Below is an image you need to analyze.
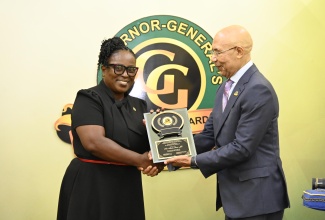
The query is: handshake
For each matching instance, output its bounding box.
[139,108,197,176]
[138,151,194,177]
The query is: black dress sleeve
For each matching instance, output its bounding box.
[71,89,104,129]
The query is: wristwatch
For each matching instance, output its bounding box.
[190,156,199,169]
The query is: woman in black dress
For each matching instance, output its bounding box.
[57,37,163,220]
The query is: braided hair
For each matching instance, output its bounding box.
[97,37,135,71]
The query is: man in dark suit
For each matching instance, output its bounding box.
[165,25,290,219]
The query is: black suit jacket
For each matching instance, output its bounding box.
[194,64,290,218]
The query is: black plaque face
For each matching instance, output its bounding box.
[156,138,190,159]
[144,108,196,163]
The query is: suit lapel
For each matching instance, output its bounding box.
[214,64,258,137]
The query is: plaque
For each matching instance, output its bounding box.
[144,108,197,163]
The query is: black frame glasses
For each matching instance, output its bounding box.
[209,46,237,56]
[107,64,139,76]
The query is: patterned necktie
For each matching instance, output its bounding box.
[222,79,234,112]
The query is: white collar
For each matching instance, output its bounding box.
[229,60,253,83]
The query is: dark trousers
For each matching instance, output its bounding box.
[225,210,284,220]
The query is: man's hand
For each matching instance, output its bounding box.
[164,155,191,167]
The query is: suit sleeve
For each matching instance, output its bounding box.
[194,111,216,154]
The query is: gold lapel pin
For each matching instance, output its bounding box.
[234,91,239,96]
[133,107,136,111]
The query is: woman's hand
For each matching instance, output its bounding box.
[149,107,165,114]
[136,152,157,177]
[143,108,165,126]
[138,151,166,177]
[141,162,165,177]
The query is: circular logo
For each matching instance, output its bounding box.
[55,15,224,145]
[151,111,184,139]
[97,15,223,111]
